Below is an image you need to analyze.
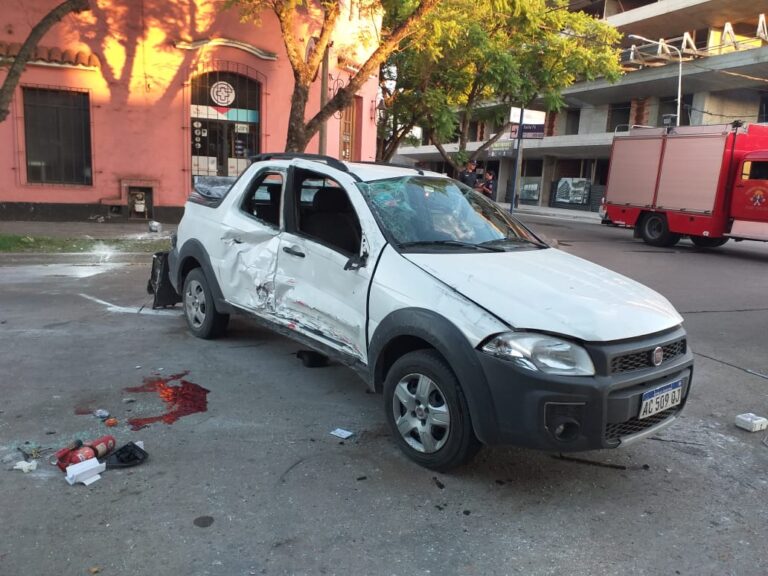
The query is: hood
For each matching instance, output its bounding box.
[404,248,682,342]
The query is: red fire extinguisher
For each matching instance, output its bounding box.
[54,436,116,471]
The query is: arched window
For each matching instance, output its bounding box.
[190,70,261,177]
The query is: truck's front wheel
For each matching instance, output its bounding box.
[640,213,680,247]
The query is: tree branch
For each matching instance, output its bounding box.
[0,0,90,123]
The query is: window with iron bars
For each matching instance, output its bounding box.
[23,87,93,185]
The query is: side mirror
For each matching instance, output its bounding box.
[344,251,368,271]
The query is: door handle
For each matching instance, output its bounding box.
[282,246,305,258]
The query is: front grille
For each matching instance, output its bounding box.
[605,407,679,441]
[610,339,686,374]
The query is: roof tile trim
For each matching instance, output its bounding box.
[0,41,100,68]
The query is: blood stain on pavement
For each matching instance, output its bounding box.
[124,371,209,431]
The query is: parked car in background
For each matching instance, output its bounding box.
[154,154,694,471]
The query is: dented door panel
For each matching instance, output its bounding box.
[274,233,370,360]
[218,225,281,312]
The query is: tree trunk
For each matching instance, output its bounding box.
[0,0,90,123]
[285,81,311,152]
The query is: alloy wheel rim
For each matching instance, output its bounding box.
[392,372,451,453]
[184,279,206,328]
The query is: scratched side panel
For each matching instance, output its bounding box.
[274,235,369,360]
[367,246,508,348]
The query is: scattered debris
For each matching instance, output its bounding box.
[296,350,329,368]
[432,476,446,490]
[552,454,628,471]
[65,458,106,486]
[93,409,110,420]
[650,436,706,446]
[106,442,148,469]
[135,366,142,369]
[330,428,353,440]
[54,436,115,471]
[356,475,367,481]
[88,567,102,575]
[495,479,506,486]
[148,220,163,233]
[122,398,136,404]
[17,442,44,460]
[462,510,471,516]
[104,417,119,427]
[13,460,38,473]
[734,413,768,432]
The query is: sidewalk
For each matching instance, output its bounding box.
[0,219,177,240]
[501,203,602,224]
[0,204,599,241]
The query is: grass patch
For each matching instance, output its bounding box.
[0,234,171,254]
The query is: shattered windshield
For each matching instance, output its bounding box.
[357,176,546,251]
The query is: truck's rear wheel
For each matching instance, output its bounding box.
[640,213,680,247]
[690,236,728,248]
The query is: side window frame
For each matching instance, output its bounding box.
[238,168,285,228]
[285,166,362,256]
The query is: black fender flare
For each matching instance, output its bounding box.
[174,239,234,314]
[368,307,499,445]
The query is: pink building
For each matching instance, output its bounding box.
[0,0,380,221]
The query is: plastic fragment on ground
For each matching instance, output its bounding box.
[734,413,768,432]
[65,458,106,486]
[105,442,149,469]
[330,428,354,439]
[13,460,38,473]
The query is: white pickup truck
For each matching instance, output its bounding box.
[153,154,693,471]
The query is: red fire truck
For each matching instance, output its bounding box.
[601,122,768,247]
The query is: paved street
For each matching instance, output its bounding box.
[1,216,767,576]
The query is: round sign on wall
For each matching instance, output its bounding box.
[210,81,236,107]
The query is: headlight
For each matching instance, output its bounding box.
[481,332,595,376]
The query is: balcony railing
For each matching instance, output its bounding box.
[620,14,768,71]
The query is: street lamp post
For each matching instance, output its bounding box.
[628,34,682,127]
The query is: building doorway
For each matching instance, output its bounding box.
[339,97,362,162]
[190,69,261,177]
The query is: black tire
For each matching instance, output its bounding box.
[182,268,229,339]
[384,349,481,471]
[639,213,680,247]
[690,235,729,248]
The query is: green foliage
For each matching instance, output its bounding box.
[377,0,622,164]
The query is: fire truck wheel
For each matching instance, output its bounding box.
[690,236,729,248]
[640,213,680,247]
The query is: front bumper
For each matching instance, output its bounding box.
[475,326,693,451]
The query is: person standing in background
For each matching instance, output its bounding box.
[457,160,478,189]
[480,170,496,199]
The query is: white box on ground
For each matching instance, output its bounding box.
[734,413,768,432]
[330,428,354,439]
[66,458,106,485]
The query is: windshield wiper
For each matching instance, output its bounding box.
[478,236,547,249]
[397,240,505,252]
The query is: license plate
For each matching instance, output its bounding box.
[639,380,683,420]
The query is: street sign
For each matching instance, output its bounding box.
[509,124,545,139]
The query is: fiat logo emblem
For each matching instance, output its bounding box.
[651,346,664,366]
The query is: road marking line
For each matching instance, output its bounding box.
[79,293,181,317]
